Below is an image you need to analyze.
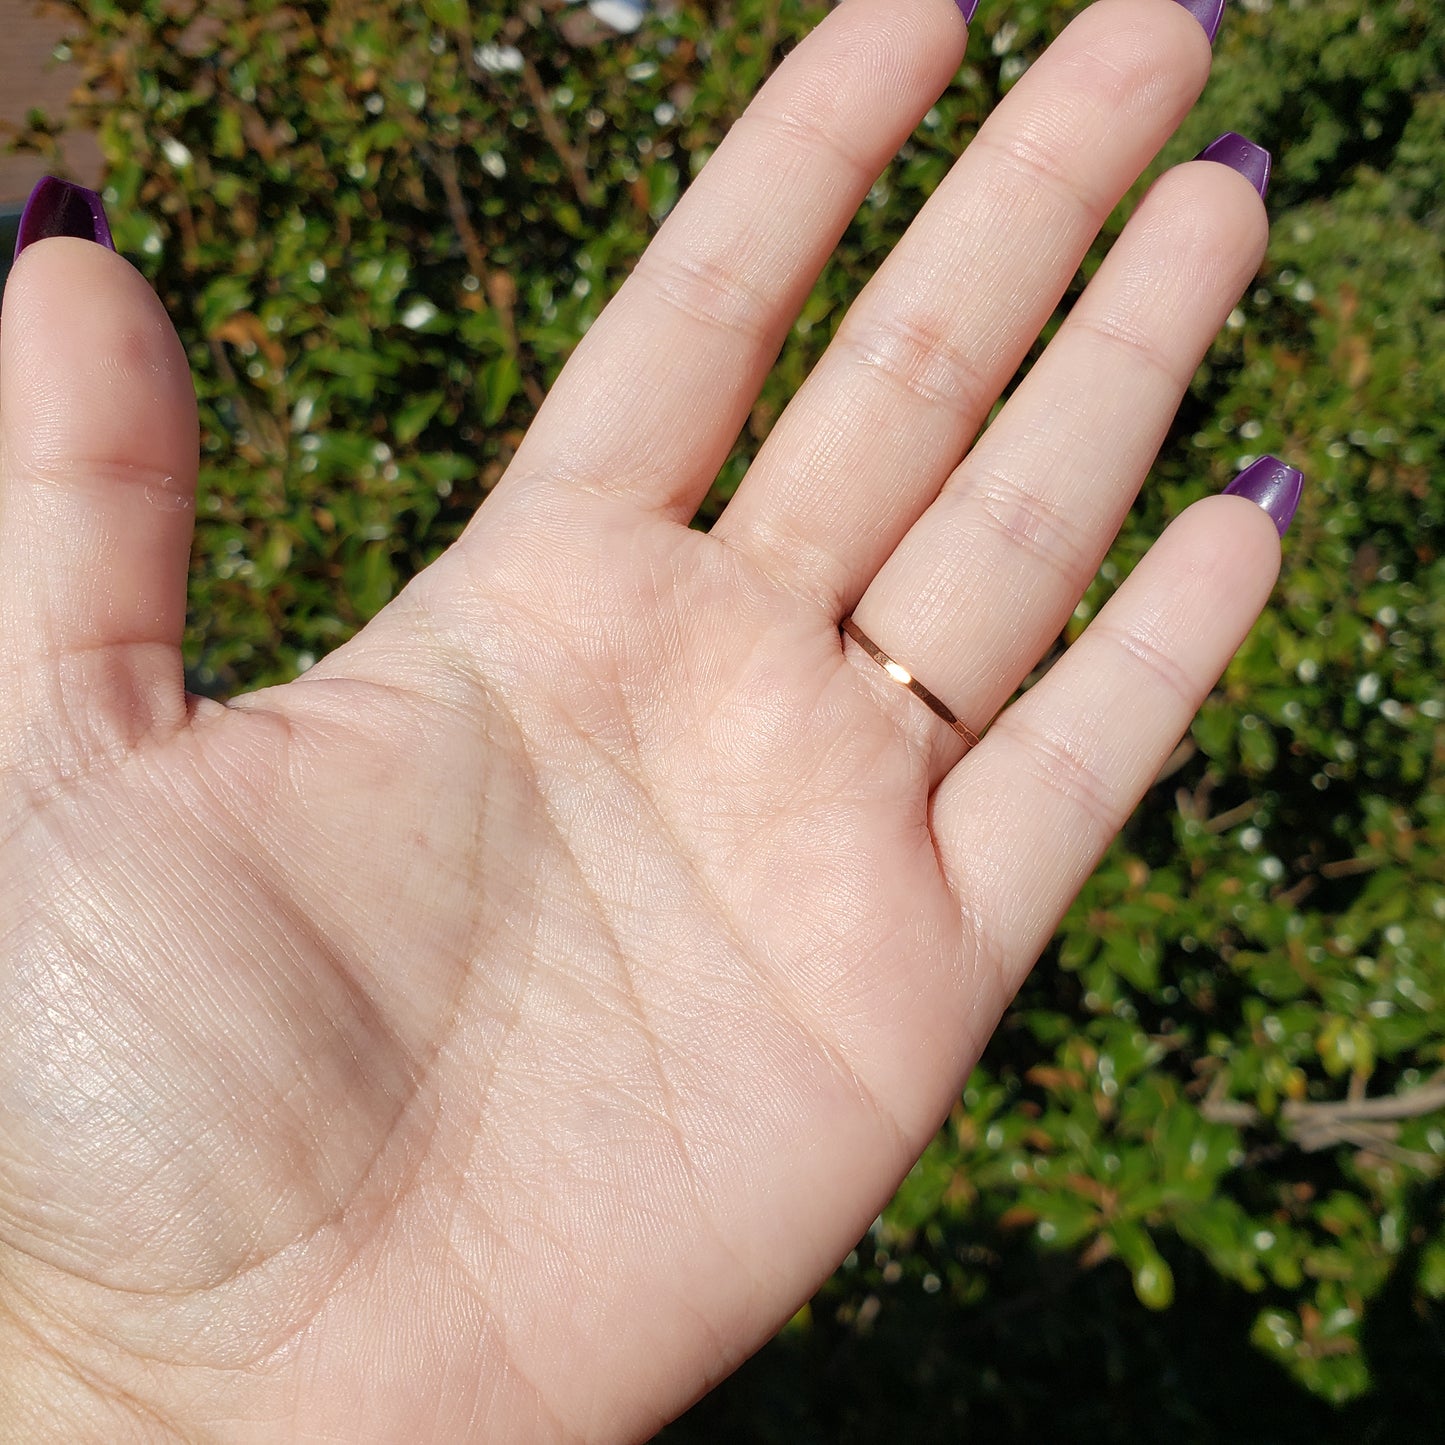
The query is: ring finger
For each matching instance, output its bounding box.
[842,151,1270,781]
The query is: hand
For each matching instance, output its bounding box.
[0,0,1287,1438]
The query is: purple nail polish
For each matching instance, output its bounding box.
[1224,456,1304,538]
[13,176,115,261]
[1173,0,1225,44]
[1195,132,1272,200]
[955,0,979,21]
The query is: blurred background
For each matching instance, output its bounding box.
[5,0,1442,1437]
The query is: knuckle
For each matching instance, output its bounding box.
[832,301,990,414]
[966,467,1090,587]
[14,452,192,507]
[1062,0,1207,102]
[739,99,875,189]
[973,125,1101,219]
[1007,715,1122,838]
[634,246,773,349]
[1062,12,1176,107]
[1070,310,1193,392]
[1093,622,1199,712]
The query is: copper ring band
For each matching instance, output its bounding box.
[841,616,981,751]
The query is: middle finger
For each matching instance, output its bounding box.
[713,0,1215,608]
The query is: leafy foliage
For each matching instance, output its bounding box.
[10,0,1444,1436]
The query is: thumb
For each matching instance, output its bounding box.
[0,179,199,768]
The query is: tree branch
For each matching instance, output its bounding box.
[1202,1069,1445,1169]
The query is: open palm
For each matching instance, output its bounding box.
[0,2,1290,1438]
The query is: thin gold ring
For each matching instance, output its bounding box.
[841,616,982,751]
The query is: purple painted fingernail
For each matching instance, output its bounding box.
[1224,456,1304,538]
[1195,132,1272,200]
[955,0,979,21]
[1173,0,1226,44]
[13,176,115,261]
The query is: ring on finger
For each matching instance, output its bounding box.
[841,616,982,752]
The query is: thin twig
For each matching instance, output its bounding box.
[426,145,545,410]
[1203,799,1259,835]
[1319,855,1382,880]
[1284,1070,1445,1125]
[1201,1070,1445,1167]
[520,57,594,210]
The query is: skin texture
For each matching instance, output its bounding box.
[0,1,1282,1439]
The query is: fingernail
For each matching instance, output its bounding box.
[13,176,116,261]
[1195,132,1272,200]
[1173,0,1226,44]
[955,0,979,21]
[1224,456,1304,538]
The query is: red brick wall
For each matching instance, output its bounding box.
[0,0,101,207]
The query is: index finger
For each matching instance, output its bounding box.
[498,0,972,520]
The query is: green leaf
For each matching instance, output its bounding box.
[480,353,521,426]
[1110,1221,1175,1311]
[392,390,445,445]
[422,0,469,29]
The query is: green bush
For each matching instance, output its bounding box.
[12,0,1444,1436]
